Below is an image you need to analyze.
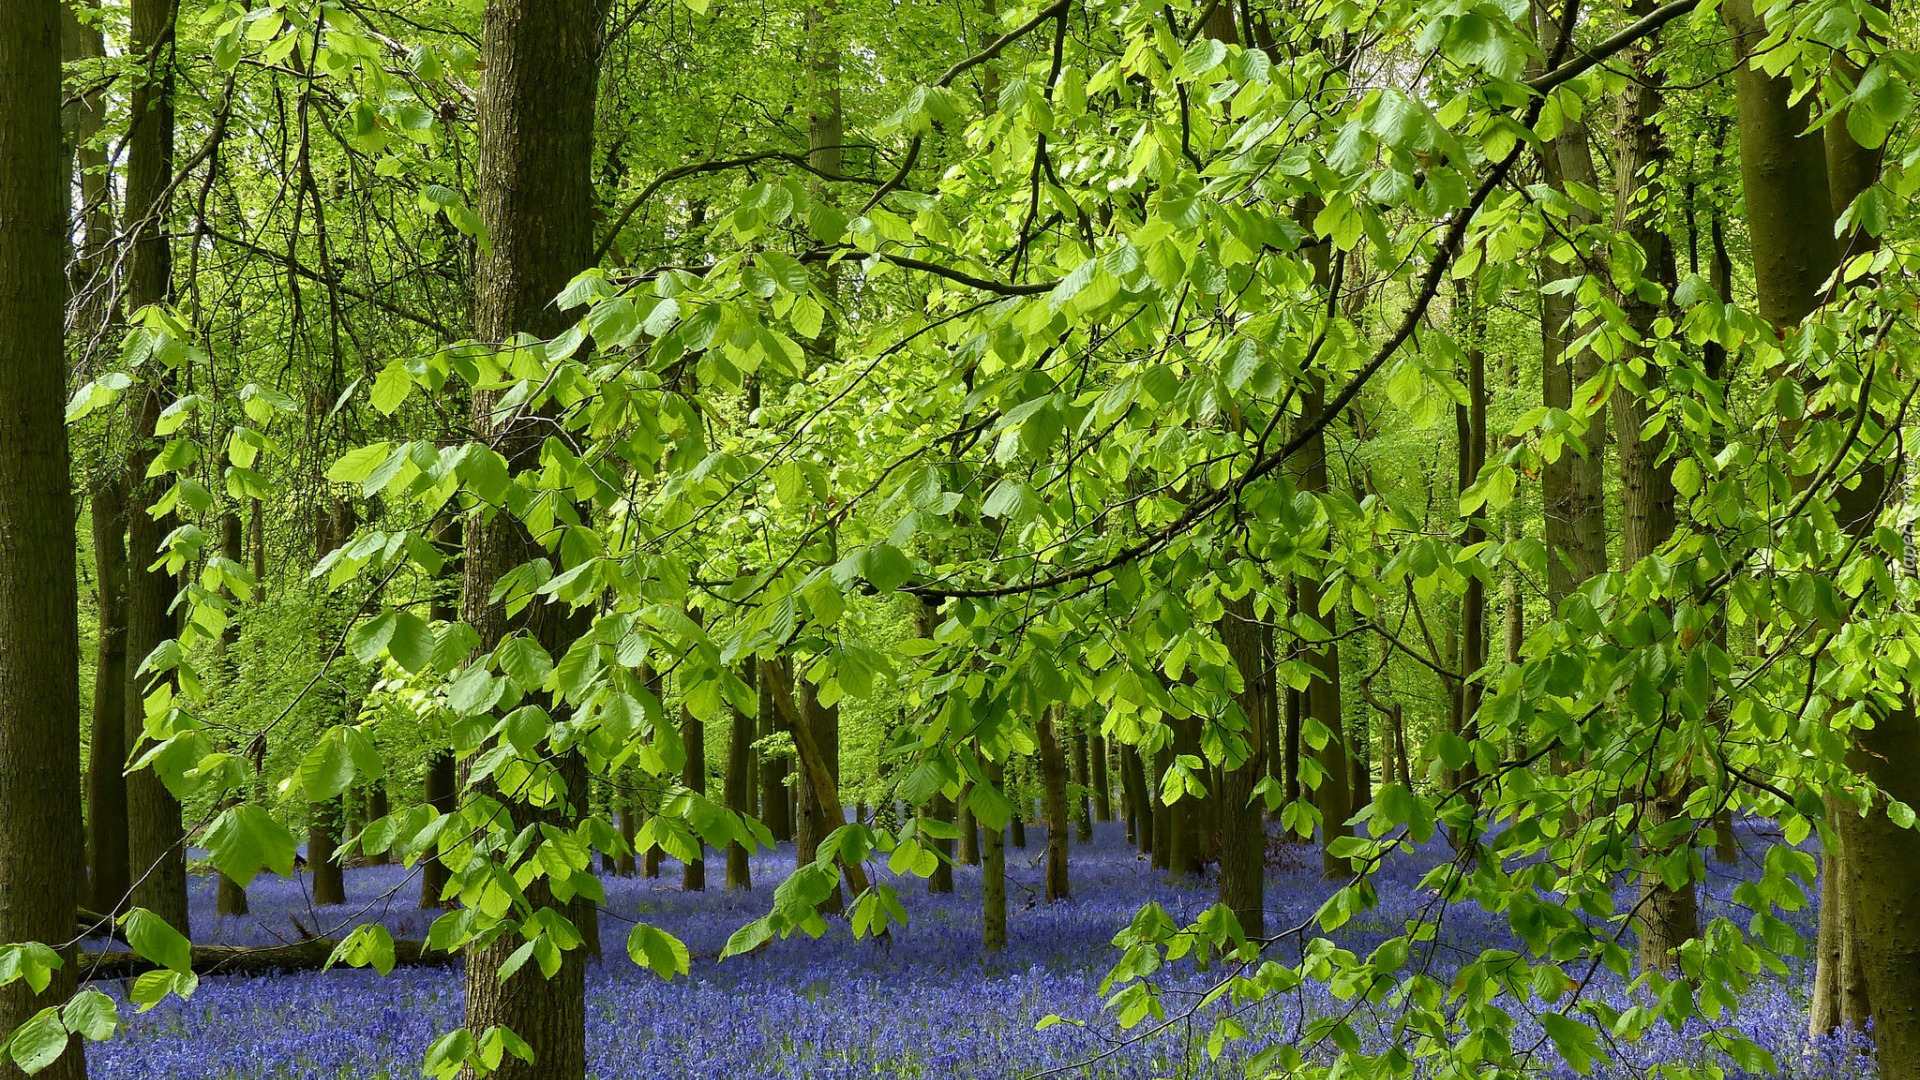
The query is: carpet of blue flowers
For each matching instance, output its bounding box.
[85,820,1873,1079]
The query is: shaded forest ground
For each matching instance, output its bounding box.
[84,821,1867,1079]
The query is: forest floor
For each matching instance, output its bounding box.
[83,820,1869,1079]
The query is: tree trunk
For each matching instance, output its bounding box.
[1723,4,1918,1064]
[1811,817,1872,1035]
[1454,282,1487,803]
[725,662,754,891]
[420,751,457,905]
[86,479,129,916]
[250,499,267,603]
[1151,744,1174,868]
[307,507,348,908]
[792,669,844,912]
[1296,559,1350,875]
[1216,593,1267,938]
[1069,722,1093,841]
[681,617,706,893]
[926,792,955,893]
[459,1,606,1077]
[212,514,252,918]
[755,656,791,843]
[1126,748,1144,853]
[365,782,390,867]
[613,786,638,878]
[1122,742,1152,856]
[1612,14,1692,976]
[1166,714,1206,876]
[0,6,87,1072]
[120,0,190,940]
[981,758,1007,951]
[1725,0,1837,329]
[759,658,870,908]
[421,516,460,907]
[1089,730,1112,824]
[1531,0,1609,617]
[1036,707,1071,901]
[61,0,109,331]
[1283,673,1302,810]
[957,792,980,866]
[214,793,251,917]
[1261,613,1283,821]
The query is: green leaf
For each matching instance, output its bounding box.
[343,726,384,782]
[370,361,413,415]
[7,1008,66,1074]
[60,990,119,1042]
[327,924,398,976]
[126,968,197,1012]
[495,634,554,690]
[298,729,356,801]
[388,612,436,673]
[422,1029,474,1080]
[1540,1013,1599,1074]
[122,909,193,973]
[862,544,912,593]
[203,805,298,886]
[446,665,502,717]
[721,917,776,959]
[626,924,691,979]
[349,612,399,665]
[326,442,394,484]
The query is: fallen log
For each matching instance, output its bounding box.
[78,938,452,980]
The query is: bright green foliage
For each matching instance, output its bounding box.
[9,0,1920,1075]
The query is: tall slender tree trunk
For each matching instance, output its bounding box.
[1454,283,1487,804]
[926,792,956,893]
[1297,228,1352,874]
[757,661,791,843]
[758,658,869,910]
[421,516,460,908]
[214,513,251,916]
[1122,742,1153,857]
[1008,771,1028,849]
[681,612,707,893]
[638,666,664,879]
[459,2,606,1077]
[1151,744,1174,868]
[62,0,109,333]
[1723,1,1915,1066]
[1531,0,1609,622]
[1069,722,1093,842]
[307,507,348,907]
[86,479,129,915]
[249,499,266,603]
[0,7,87,1074]
[121,0,190,938]
[1261,613,1283,820]
[957,792,980,866]
[1036,707,1071,900]
[1089,730,1111,824]
[981,758,1007,951]
[793,671,844,912]
[1166,714,1206,876]
[725,662,754,890]
[1217,593,1267,938]
[1611,17,1692,973]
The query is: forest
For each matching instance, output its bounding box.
[0,0,1917,1075]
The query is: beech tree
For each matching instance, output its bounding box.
[0,3,87,1077]
[5,0,1920,1078]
